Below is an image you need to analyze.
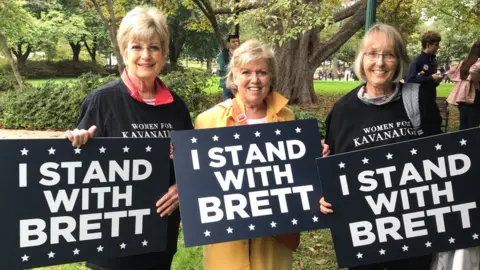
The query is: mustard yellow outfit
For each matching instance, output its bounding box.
[194,91,296,270]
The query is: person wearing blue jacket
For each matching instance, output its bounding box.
[405,31,444,102]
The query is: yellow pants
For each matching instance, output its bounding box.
[203,237,293,270]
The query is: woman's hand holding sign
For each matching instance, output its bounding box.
[65,126,97,147]
[156,184,179,217]
[320,142,333,214]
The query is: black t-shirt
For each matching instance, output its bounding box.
[76,79,193,270]
[324,84,441,270]
[325,84,441,155]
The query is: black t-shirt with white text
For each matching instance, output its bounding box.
[324,84,441,270]
[76,79,193,270]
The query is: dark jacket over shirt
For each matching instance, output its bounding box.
[405,51,439,102]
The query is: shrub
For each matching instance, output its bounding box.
[162,69,218,114]
[0,68,18,91]
[1,73,117,130]
[289,106,326,138]
[1,60,112,79]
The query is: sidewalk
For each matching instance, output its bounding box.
[0,129,64,139]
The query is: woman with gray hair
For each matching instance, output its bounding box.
[64,6,192,270]
[319,24,441,270]
[195,39,298,270]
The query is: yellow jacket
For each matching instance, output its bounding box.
[194,91,295,270]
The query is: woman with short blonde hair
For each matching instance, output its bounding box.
[320,24,441,270]
[65,6,192,270]
[195,39,298,270]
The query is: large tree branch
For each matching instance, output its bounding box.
[333,0,363,22]
[91,0,109,24]
[310,0,385,66]
[214,2,266,15]
[193,0,227,50]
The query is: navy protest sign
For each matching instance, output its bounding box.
[316,128,480,268]
[171,119,326,247]
[0,138,170,269]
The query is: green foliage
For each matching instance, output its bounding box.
[289,106,326,138]
[0,68,18,91]
[0,73,116,129]
[1,60,111,79]
[162,69,218,115]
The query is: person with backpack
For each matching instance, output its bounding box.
[218,34,240,101]
[319,24,441,270]
[446,41,480,130]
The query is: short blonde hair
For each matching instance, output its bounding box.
[226,40,278,94]
[353,24,409,83]
[117,7,169,56]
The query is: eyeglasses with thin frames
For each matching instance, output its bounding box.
[363,51,397,62]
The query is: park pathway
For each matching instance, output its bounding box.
[0,129,64,138]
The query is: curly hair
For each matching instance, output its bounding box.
[421,31,441,49]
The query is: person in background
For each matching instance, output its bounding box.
[219,34,240,101]
[319,24,441,270]
[196,39,298,270]
[446,41,480,130]
[405,31,443,102]
[64,6,193,270]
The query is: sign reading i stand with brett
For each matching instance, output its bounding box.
[316,128,480,268]
[0,138,171,269]
[171,119,326,247]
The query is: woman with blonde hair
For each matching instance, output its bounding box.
[65,6,192,270]
[195,39,298,270]
[320,24,441,270]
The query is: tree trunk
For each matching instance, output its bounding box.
[69,41,82,62]
[207,58,212,74]
[84,36,97,63]
[275,34,317,104]
[0,31,24,90]
[332,59,339,80]
[11,42,31,66]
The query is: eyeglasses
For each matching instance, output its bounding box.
[363,51,397,62]
[128,44,162,55]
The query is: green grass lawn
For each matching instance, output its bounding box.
[26,78,79,87]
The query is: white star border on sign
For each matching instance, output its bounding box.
[402,245,409,251]
[460,139,467,146]
[473,233,479,240]
[21,254,29,262]
[270,221,277,228]
[120,242,127,249]
[47,251,55,258]
[295,127,301,133]
[145,145,152,152]
[204,230,211,237]
[20,147,29,156]
[73,248,80,255]
[410,148,417,155]
[362,157,369,164]
[356,252,363,259]
[291,218,298,225]
[212,135,219,141]
[142,240,148,246]
[379,249,386,255]
[425,241,432,247]
[254,131,261,137]
[312,216,319,222]
[249,224,255,231]
[191,137,198,143]
[99,146,106,153]
[226,227,233,234]
[48,147,56,155]
[448,237,455,244]
[386,153,393,160]
[74,147,82,154]
[97,245,104,252]
[338,162,346,169]
[275,129,281,135]
[123,146,130,153]
[233,133,240,139]
[435,143,442,151]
